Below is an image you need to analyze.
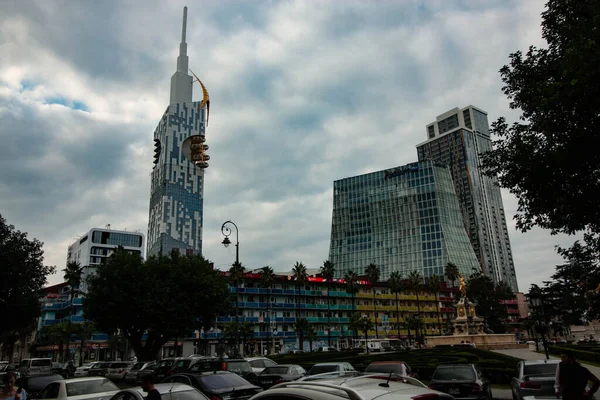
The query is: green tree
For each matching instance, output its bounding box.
[239,322,255,356]
[229,261,246,355]
[445,263,460,288]
[84,249,230,361]
[344,270,359,341]
[466,271,515,333]
[388,271,403,339]
[427,275,443,335]
[0,214,55,338]
[481,0,600,246]
[47,322,70,362]
[259,266,276,353]
[74,322,96,366]
[320,260,335,347]
[292,262,308,318]
[293,317,309,352]
[306,325,317,352]
[365,263,380,339]
[349,314,373,354]
[407,270,424,345]
[63,261,83,362]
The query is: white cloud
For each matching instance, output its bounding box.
[1,0,570,293]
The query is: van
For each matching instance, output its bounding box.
[18,358,52,376]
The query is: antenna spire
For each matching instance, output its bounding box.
[169,6,192,104]
[181,6,187,43]
[176,6,189,73]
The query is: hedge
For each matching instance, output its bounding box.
[271,347,520,384]
[548,345,600,363]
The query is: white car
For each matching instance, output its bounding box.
[74,363,99,378]
[246,357,278,374]
[35,377,120,400]
[250,374,454,400]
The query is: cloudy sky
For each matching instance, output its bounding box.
[0,0,578,291]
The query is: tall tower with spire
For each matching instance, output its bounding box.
[147,6,208,257]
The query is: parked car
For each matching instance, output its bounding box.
[87,362,112,377]
[34,377,120,400]
[74,363,99,378]
[14,374,69,397]
[511,360,560,400]
[250,373,454,400]
[106,362,134,381]
[257,365,306,389]
[364,361,414,377]
[18,358,53,376]
[304,362,357,378]
[161,371,262,400]
[124,362,155,384]
[109,383,208,400]
[0,364,19,382]
[245,357,278,374]
[429,364,492,400]
[151,358,181,381]
[187,358,259,385]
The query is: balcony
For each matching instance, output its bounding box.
[42,319,61,326]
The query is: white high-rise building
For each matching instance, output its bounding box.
[147,7,209,257]
[67,227,145,293]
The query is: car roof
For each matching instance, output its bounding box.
[369,361,407,365]
[173,371,233,377]
[435,364,474,368]
[312,362,348,366]
[263,376,445,400]
[123,383,198,396]
[246,357,273,361]
[523,360,560,365]
[52,377,113,384]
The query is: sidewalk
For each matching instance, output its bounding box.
[493,348,600,377]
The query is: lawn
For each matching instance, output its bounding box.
[271,347,520,384]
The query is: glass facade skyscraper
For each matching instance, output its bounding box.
[328,160,481,281]
[147,7,207,257]
[416,106,518,291]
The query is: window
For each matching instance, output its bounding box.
[67,379,118,396]
[198,374,251,390]
[163,376,192,385]
[38,383,60,399]
[264,359,278,367]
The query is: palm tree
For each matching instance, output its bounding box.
[75,322,96,366]
[229,261,246,356]
[259,266,276,354]
[365,263,380,339]
[239,322,255,356]
[344,270,359,342]
[408,270,424,347]
[445,262,460,288]
[427,275,443,335]
[292,262,308,320]
[63,261,83,361]
[320,260,336,347]
[389,271,403,338]
[306,325,317,352]
[293,318,309,352]
[47,322,70,362]
[349,314,374,353]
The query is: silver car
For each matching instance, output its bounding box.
[123,362,155,383]
[106,362,134,381]
[511,360,560,400]
[109,383,209,400]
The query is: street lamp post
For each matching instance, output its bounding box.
[528,285,550,360]
[221,220,240,356]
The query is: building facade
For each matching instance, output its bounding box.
[147,7,208,257]
[416,106,518,291]
[67,227,145,293]
[202,270,460,354]
[327,160,481,281]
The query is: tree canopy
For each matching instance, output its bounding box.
[0,213,54,338]
[481,0,600,237]
[84,249,231,360]
[466,271,515,333]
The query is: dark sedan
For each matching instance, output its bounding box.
[429,364,492,400]
[257,365,306,389]
[162,371,262,400]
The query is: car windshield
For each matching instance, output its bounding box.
[261,367,290,375]
[130,363,145,371]
[524,364,557,376]
[433,366,476,381]
[161,389,206,400]
[174,360,191,369]
[189,360,220,373]
[0,365,9,372]
[365,364,406,375]
[227,361,252,373]
[26,375,64,391]
[308,365,339,375]
[91,363,111,369]
[67,379,118,396]
[198,374,251,390]
[157,360,175,368]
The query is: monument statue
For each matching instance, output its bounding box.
[459,275,467,298]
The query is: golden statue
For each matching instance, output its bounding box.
[459,275,467,298]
